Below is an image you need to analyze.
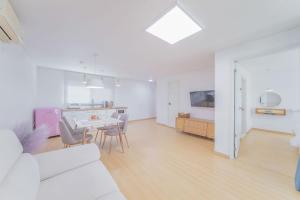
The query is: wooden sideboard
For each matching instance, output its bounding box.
[176,117,215,139]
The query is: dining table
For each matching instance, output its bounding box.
[74,117,124,151]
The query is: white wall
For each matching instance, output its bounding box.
[63,71,115,104]
[239,49,300,134]
[0,44,36,129]
[36,67,65,108]
[36,67,156,121]
[114,79,156,121]
[215,27,300,158]
[156,67,215,127]
[36,68,116,107]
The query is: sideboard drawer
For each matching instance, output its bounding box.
[177,117,214,139]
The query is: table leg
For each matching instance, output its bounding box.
[82,128,87,144]
[119,133,124,153]
[102,135,107,149]
[95,129,99,142]
[117,124,124,153]
[109,136,113,154]
[99,130,103,147]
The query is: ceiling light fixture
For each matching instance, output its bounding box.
[115,79,121,87]
[80,61,88,85]
[148,79,154,82]
[86,54,104,89]
[86,78,104,89]
[146,5,202,44]
[82,74,87,85]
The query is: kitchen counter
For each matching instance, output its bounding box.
[63,107,127,112]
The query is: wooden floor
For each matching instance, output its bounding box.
[239,129,299,178]
[40,119,300,200]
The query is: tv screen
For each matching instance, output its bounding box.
[190,90,215,108]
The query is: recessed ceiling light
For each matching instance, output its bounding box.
[148,79,154,82]
[146,6,202,44]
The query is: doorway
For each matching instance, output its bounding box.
[168,80,180,128]
[233,47,300,177]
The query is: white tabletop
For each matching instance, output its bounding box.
[74,118,121,129]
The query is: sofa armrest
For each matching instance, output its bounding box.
[35,144,100,181]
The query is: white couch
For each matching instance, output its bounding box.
[0,130,126,200]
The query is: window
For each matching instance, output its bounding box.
[66,86,113,104]
[90,88,113,104]
[67,86,90,104]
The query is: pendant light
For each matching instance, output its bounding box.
[86,54,104,89]
[80,61,88,85]
[115,79,121,87]
[86,78,104,89]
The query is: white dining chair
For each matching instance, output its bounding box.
[101,114,129,153]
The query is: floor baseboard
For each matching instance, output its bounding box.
[129,117,156,123]
[251,128,294,136]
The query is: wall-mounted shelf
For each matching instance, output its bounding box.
[255,108,286,116]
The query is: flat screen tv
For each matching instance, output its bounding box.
[190,90,215,108]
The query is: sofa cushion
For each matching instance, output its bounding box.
[0,130,23,183]
[37,161,123,200]
[296,156,300,191]
[0,154,40,200]
[35,144,100,181]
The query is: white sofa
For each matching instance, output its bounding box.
[0,130,126,200]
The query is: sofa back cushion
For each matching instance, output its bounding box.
[0,153,40,200]
[296,156,300,191]
[0,130,23,183]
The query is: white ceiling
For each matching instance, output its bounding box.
[10,0,300,80]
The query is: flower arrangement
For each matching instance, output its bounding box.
[13,122,49,153]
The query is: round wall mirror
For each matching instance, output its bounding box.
[259,90,281,107]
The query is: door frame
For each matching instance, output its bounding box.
[234,66,248,158]
[227,32,300,159]
[167,80,180,128]
[233,68,238,158]
[241,77,247,137]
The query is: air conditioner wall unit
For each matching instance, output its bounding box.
[0,0,22,43]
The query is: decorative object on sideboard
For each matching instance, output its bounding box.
[13,122,49,153]
[178,112,190,118]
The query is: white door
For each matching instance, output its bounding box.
[234,69,247,158]
[241,78,247,136]
[168,81,180,127]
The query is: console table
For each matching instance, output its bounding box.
[176,117,214,139]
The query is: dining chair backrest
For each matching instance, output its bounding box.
[119,114,129,133]
[59,120,77,145]
[296,156,300,191]
[62,116,74,131]
[111,112,118,119]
